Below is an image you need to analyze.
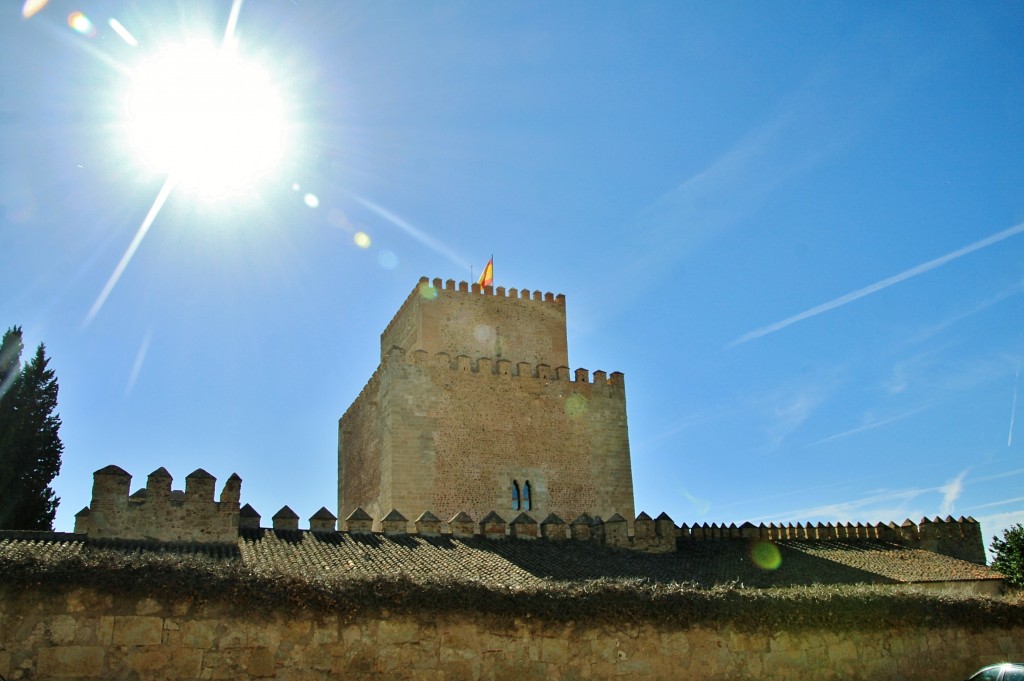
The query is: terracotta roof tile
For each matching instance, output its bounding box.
[0,530,1003,588]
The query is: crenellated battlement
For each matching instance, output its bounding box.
[386,345,624,386]
[378,277,569,368]
[74,466,241,543]
[234,505,677,553]
[379,276,566,352]
[73,467,989,564]
[677,516,986,564]
[677,516,978,541]
[340,345,625,431]
[247,507,985,563]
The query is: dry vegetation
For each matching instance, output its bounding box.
[2,542,1022,632]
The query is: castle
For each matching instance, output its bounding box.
[2,277,1014,681]
[70,276,990,570]
[339,277,634,530]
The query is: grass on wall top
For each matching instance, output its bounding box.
[1,542,1021,631]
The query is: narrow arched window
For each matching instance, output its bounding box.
[512,480,521,511]
[522,480,532,511]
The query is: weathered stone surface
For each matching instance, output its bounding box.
[244,647,276,677]
[111,616,163,646]
[339,280,635,530]
[81,466,242,543]
[36,645,105,677]
[3,586,1024,680]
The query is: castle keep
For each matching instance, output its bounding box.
[338,277,635,529]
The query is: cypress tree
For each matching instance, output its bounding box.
[0,326,64,530]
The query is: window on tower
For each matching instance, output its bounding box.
[512,480,521,511]
[522,480,532,511]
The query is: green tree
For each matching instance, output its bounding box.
[990,523,1024,588]
[0,326,64,530]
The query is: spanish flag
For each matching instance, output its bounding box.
[477,257,494,288]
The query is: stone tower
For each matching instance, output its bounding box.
[338,277,635,529]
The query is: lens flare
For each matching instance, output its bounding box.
[750,541,782,570]
[378,250,398,269]
[21,0,49,19]
[328,209,351,229]
[565,393,588,417]
[108,18,138,47]
[354,231,371,248]
[473,324,495,343]
[68,12,95,36]
[418,282,439,300]
[303,193,319,208]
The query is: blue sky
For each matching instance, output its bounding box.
[2,2,1022,555]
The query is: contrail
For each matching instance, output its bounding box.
[84,175,176,326]
[728,221,1024,347]
[803,404,932,447]
[1010,363,1020,447]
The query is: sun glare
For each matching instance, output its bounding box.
[125,43,286,196]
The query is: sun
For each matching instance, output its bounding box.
[124,42,287,196]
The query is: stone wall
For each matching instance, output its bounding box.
[339,277,631,533]
[339,346,635,529]
[338,367,386,523]
[683,516,987,565]
[1,584,1019,680]
[75,466,240,543]
[379,278,569,367]
[74,462,987,564]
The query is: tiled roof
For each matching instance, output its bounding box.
[0,529,1001,588]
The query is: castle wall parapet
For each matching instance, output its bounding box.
[378,277,567,357]
[310,507,337,533]
[381,509,409,536]
[316,509,975,564]
[78,466,240,543]
[510,512,539,539]
[479,511,507,538]
[272,506,299,531]
[448,512,475,538]
[415,511,442,536]
[75,471,988,563]
[677,516,985,564]
[376,345,624,388]
[540,513,567,540]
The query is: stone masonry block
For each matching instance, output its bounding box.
[37,646,106,677]
[111,616,163,646]
[245,647,277,677]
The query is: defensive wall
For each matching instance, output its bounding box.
[74,466,986,563]
[3,466,1008,679]
[1,582,1022,680]
[73,465,240,543]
